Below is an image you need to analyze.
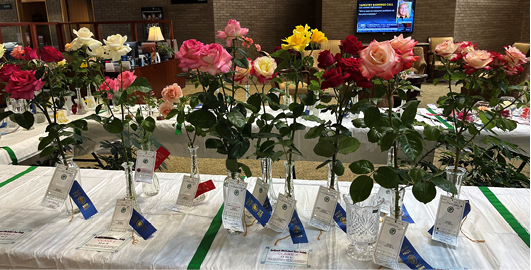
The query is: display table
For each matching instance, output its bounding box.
[0,165,528,269]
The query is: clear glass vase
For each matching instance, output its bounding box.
[5,98,18,129]
[284,160,295,200]
[328,162,340,204]
[140,142,159,197]
[122,161,141,214]
[223,170,244,235]
[445,166,466,199]
[190,145,205,203]
[57,154,81,214]
[12,99,34,131]
[261,157,276,205]
[75,88,87,115]
[344,193,383,261]
[86,85,96,109]
[389,187,406,221]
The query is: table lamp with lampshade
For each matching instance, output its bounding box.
[148,26,164,63]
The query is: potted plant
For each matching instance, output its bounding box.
[157,43,174,61]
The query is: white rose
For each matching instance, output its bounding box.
[0,44,4,58]
[73,27,94,45]
[103,34,131,61]
[86,40,104,58]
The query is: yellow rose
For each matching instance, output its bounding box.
[58,59,66,66]
[0,44,4,58]
[310,29,327,44]
[294,24,311,36]
[282,31,311,52]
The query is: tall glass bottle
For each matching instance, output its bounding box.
[57,154,81,214]
[75,88,87,115]
[261,157,276,205]
[140,142,160,197]
[122,161,141,214]
[190,145,205,203]
[284,160,295,199]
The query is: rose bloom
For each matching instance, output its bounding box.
[4,70,45,100]
[216,19,249,47]
[70,27,101,51]
[317,50,340,69]
[65,43,73,51]
[158,101,174,118]
[435,40,459,59]
[489,51,507,68]
[359,40,401,80]
[176,39,204,71]
[114,70,137,90]
[310,29,327,44]
[0,64,21,82]
[504,46,527,67]
[198,43,232,75]
[234,58,253,84]
[390,34,417,53]
[40,46,64,62]
[103,34,131,62]
[24,47,38,61]
[455,41,475,54]
[321,67,350,89]
[100,77,117,99]
[161,83,183,103]
[463,50,493,72]
[0,44,4,59]
[336,58,372,88]
[339,35,364,55]
[251,56,277,84]
[255,44,261,52]
[10,46,25,60]
[282,31,311,52]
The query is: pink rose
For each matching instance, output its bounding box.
[198,43,232,75]
[176,39,204,71]
[234,58,253,84]
[114,70,137,90]
[390,34,417,53]
[504,46,527,67]
[23,47,38,61]
[158,101,174,118]
[455,41,475,54]
[435,40,459,59]
[359,40,400,80]
[99,77,117,99]
[216,19,249,47]
[255,44,261,52]
[161,83,183,103]
[0,64,21,82]
[4,70,45,100]
[463,50,493,73]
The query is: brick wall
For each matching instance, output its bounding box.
[0,0,19,43]
[454,0,529,52]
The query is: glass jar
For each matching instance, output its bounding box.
[140,142,160,197]
[122,161,141,214]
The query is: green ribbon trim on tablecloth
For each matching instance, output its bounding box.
[426,108,454,130]
[0,147,18,165]
[0,166,37,188]
[188,204,224,269]
[478,186,530,247]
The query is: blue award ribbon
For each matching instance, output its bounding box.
[402,204,415,224]
[400,236,434,269]
[68,180,98,220]
[428,201,471,235]
[288,210,308,244]
[333,203,347,233]
[129,209,157,240]
[263,196,273,214]
[244,190,271,227]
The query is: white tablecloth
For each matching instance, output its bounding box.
[0,165,528,269]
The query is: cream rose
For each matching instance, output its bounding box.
[390,34,416,52]
[158,101,174,118]
[464,50,493,69]
[71,27,101,51]
[251,56,277,84]
[435,40,459,59]
[504,46,527,67]
[103,34,131,62]
[359,40,400,80]
[0,44,4,58]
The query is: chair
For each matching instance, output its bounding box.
[428,37,454,80]
[512,42,530,57]
[407,47,427,75]
[319,40,342,55]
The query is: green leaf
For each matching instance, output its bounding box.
[141,117,156,133]
[85,114,102,122]
[205,138,224,149]
[127,77,152,93]
[350,175,374,204]
[290,103,305,118]
[316,160,331,170]
[187,110,216,129]
[401,100,419,126]
[60,137,77,146]
[0,111,13,122]
[165,108,179,120]
[215,123,232,140]
[373,167,399,189]
[349,160,374,174]
[338,137,360,155]
[302,115,325,124]
[431,177,458,194]
[334,160,345,176]
[367,129,382,143]
[314,140,335,158]
[380,132,399,152]
[305,124,325,139]
[400,132,423,161]
[246,93,261,113]
[103,118,123,134]
[14,111,35,130]
[39,145,57,157]
[38,135,55,151]
[423,125,440,141]
[227,110,246,129]
[364,106,381,128]
[408,168,426,183]
[412,182,436,204]
[226,158,239,172]
[239,162,252,177]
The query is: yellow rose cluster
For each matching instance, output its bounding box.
[281,24,327,52]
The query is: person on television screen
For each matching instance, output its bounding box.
[396,2,410,19]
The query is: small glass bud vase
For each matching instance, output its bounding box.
[122,162,141,214]
[75,88,87,115]
[389,187,406,221]
[190,145,205,203]
[86,85,97,109]
[140,142,160,197]
[57,155,81,214]
[260,157,276,205]
[223,170,244,235]
[328,162,340,203]
[284,160,295,200]
[445,166,466,199]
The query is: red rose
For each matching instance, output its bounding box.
[489,51,507,68]
[4,70,45,100]
[339,35,364,55]
[317,50,341,69]
[336,58,372,88]
[0,64,21,82]
[23,47,38,61]
[321,67,350,89]
[40,46,64,62]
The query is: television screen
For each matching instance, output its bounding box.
[356,0,415,33]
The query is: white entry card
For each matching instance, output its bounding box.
[77,234,130,253]
[104,199,133,239]
[263,247,310,267]
[222,180,248,233]
[0,229,31,244]
[175,175,200,209]
[252,178,269,205]
[40,164,77,210]
[134,150,156,183]
[308,186,339,231]
[267,193,296,232]
[378,187,392,214]
[432,195,466,247]
[373,216,409,270]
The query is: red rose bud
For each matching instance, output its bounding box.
[317,50,336,69]
[321,67,350,89]
[40,46,64,62]
[339,35,364,55]
[23,47,38,61]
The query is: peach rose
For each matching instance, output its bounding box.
[463,50,493,70]
[504,46,527,67]
[390,34,417,53]
[161,83,183,103]
[435,40,459,59]
[359,40,400,80]
[158,101,174,118]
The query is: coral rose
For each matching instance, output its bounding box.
[40,46,64,62]
[0,64,21,82]
[114,71,137,90]
[198,43,232,75]
[4,70,45,100]
[176,39,204,71]
[216,19,249,47]
[463,50,493,73]
[158,101,174,118]
[251,56,277,84]
[10,46,25,60]
[339,35,364,55]
[435,40,459,59]
[23,47,38,61]
[359,40,400,80]
[161,83,183,103]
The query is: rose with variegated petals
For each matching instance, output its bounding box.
[435,40,459,59]
[359,40,400,80]
[251,56,277,84]
[463,50,493,72]
[216,19,249,47]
